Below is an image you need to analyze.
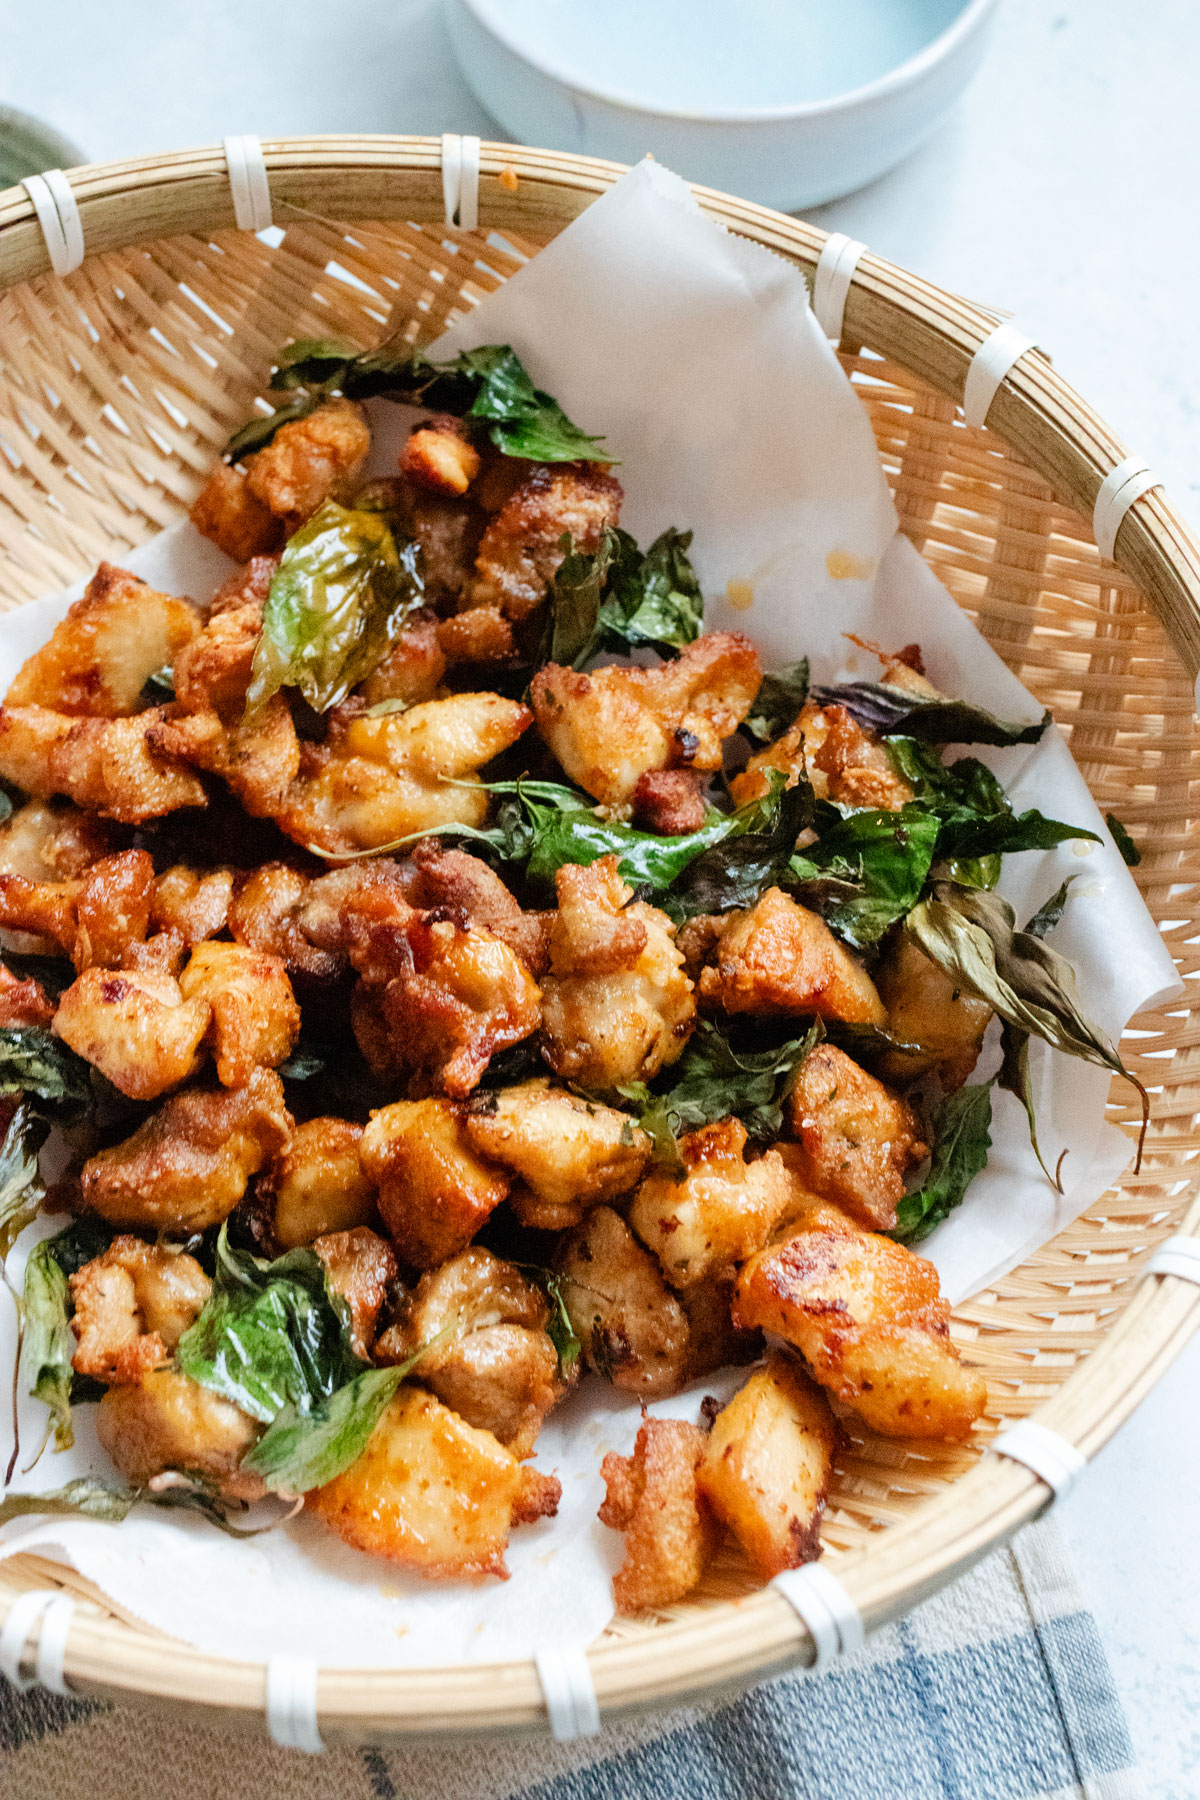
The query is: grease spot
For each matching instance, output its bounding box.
[726,577,755,611]
[826,549,875,581]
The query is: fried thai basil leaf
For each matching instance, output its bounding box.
[995,880,1076,1190]
[245,501,424,716]
[544,526,703,669]
[742,660,810,742]
[19,1216,111,1453]
[1105,811,1141,867]
[811,680,1050,746]
[0,1028,92,1123]
[0,1474,273,1537]
[789,805,940,949]
[664,775,814,920]
[892,1082,994,1244]
[0,1103,46,1265]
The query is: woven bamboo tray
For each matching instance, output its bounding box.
[0,137,1197,1744]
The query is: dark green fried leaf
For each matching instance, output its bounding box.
[18,1216,111,1454]
[0,1477,137,1523]
[542,529,624,668]
[664,775,814,920]
[1105,812,1141,867]
[892,1082,993,1244]
[540,1271,581,1378]
[0,1102,45,1265]
[268,337,359,391]
[446,345,614,463]
[788,805,939,949]
[811,680,1050,746]
[743,660,810,742]
[0,1028,92,1123]
[541,526,703,671]
[224,391,326,460]
[995,880,1077,1191]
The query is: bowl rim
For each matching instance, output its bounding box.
[450,0,999,125]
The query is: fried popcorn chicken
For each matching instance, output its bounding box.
[385,478,486,613]
[631,769,708,837]
[70,1237,212,1383]
[360,1097,510,1268]
[189,461,284,562]
[730,701,914,812]
[208,553,281,619]
[357,612,447,708]
[243,399,371,530]
[376,1247,563,1457]
[0,705,207,824]
[151,864,234,947]
[172,589,266,718]
[783,1044,928,1232]
[598,1417,720,1613]
[436,606,516,667]
[465,1080,651,1230]
[149,695,301,822]
[699,887,885,1026]
[541,856,695,1089]
[264,1118,378,1249]
[5,565,199,719]
[53,968,210,1100]
[629,1118,802,1290]
[308,1387,560,1578]
[0,960,54,1029]
[313,1226,398,1358]
[0,797,113,884]
[227,862,339,983]
[470,462,622,620]
[680,1278,762,1381]
[532,631,761,807]
[72,849,156,971]
[400,415,481,497]
[406,842,551,975]
[557,1205,692,1398]
[178,941,301,1087]
[734,1227,988,1440]
[97,1367,264,1500]
[0,873,78,957]
[81,1067,292,1233]
[874,927,993,1091]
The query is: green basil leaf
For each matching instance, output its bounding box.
[0,1102,46,1264]
[812,681,1050,746]
[892,1082,993,1244]
[18,1216,111,1454]
[0,1028,92,1123]
[788,805,940,949]
[140,665,175,703]
[598,527,703,652]
[245,500,424,717]
[224,391,326,461]
[277,1043,330,1082]
[743,660,810,743]
[539,1271,581,1379]
[454,345,614,463]
[664,774,814,920]
[0,1476,138,1523]
[542,529,624,669]
[1105,811,1141,867]
[995,881,1077,1191]
[1025,879,1075,942]
[268,337,359,392]
[934,810,1099,865]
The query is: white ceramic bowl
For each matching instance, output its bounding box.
[445,0,998,211]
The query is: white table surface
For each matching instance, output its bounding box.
[3,0,1199,1792]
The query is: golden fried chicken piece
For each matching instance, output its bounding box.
[178,941,300,1087]
[557,1205,692,1398]
[80,1067,292,1233]
[313,1226,398,1359]
[465,1080,651,1231]
[148,695,301,822]
[208,553,281,619]
[874,928,992,1091]
[243,399,371,531]
[5,565,199,719]
[629,1118,801,1290]
[264,1117,378,1249]
[360,1097,511,1269]
[98,1367,264,1500]
[70,1237,212,1383]
[734,1228,988,1440]
[399,416,481,497]
[0,960,54,1029]
[436,606,516,666]
[407,842,551,975]
[680,1278,762,1381]
[72,849,155,971]
[308,1387,560,1577]
[730,700,914,811]
[470,462,622,620]
[631,769,708,836]
[151,865,234,947]
[696,1353,838,1579]
[783,1044,928,1232]
[0,872,78,957]
[0,797,112,883]
[541,856,695,1089]
[358,612,447,708]
[376,1247,563,1457]
[53,968,211,1100]
[189,461,284,562]
[699,887,885,1026]
[387,478,486,613]
[598,1418,720,1614]
[227,863,338,983]
[172,589,265,718]
[0,705,207,824]
[532,632,761,808]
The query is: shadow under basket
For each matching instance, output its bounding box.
[0,137,1198,1744]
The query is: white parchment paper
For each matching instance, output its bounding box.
[0,158,1180,1663]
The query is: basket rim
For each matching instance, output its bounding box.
[0,135,1197,1740]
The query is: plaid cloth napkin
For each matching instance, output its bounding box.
[0,1516,1141,1800]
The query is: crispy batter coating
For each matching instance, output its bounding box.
[874,928,992,1091]
[148,695,301,821]
[466,1080,651,1231]
[0,960,54,1028]
[400,416,481,497]
[72,849,155,971]
[696,1353,838,1578]
[0,705,207,824]
[179,940,301,1086]
[97,1367,264,1500]
[407,842,550,975]
[783,1044,928,1232]
[53,968,210,1100]
[437,606,516,666]
[244,399,371,529]
[313,1226,398,1358]
[228,863,338,983]
[360,1097,510,1269]
[629,1117,801,1290]
[679,1278,762,1381]
[470,462,622,620]
[0,798,112,883]
[172,589,264,718]
[699,887,885,1025]
[541,856,695,1088]
[557,1205,692,1398]
[358,613,447,708]
[80,1067,292,1233]
[730,701,914,811]
[189,461,284,562]
[70,1237,212,1383]
[631,769,708,836]
[598,1418,719,1614]
[386,478,486,613]
[5,565,199,719]
[264,1117,378,1249]
[0,873,78,956]
[532,632,761,806]
[208,553,280,619]
[376,1247,562,1457]
[734,1228,988,1440]
[151,864,234,947]
[307,1387,559,1577]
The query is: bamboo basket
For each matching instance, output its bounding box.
[0,136,1197,1744]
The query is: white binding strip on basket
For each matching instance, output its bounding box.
[991,1421,1087,1500]
[811,233,866,346]
[1093,455,1162,562]
[223,135,274,233]
[21,171,84,277]
[1148,1233,1200,1284]
[0,1590,75,1695]
[266,1653,325,1754]
[771,1563,864,1668]
[441,133,481,231]
[535,1645,601,1741]
[962,322,1036,429]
